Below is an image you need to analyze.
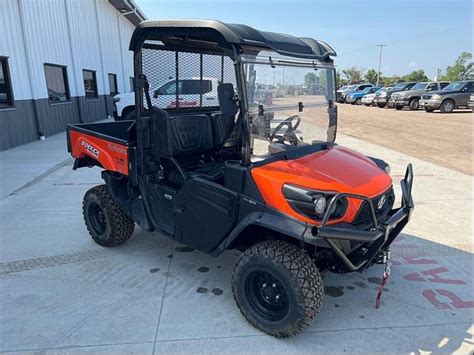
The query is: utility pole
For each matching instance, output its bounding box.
[376,44,387,87]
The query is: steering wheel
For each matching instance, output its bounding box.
[269,115,301,145]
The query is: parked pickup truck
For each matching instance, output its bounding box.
[113,77,219,120]
[419,80,474,113]
[389,81,450,110]
[373,82,416,108]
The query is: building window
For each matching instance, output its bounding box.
[44,64,70,103]
[83,70,98,99]
[0,57,14,109]
[108,73,118,96]
[130,77,134,92]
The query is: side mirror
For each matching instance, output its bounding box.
[153,89,160,98]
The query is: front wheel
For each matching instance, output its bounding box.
[83,185,135,247]
[355,98,362,105]
[232,240,323,338]
[377,103,386,108]
[395,106,403,110]
[409,98,419,110]
[424,107,434,112]
[440,99,455,113]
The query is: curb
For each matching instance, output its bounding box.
[2,157,73,200]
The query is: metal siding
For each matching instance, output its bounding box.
[96,0,125,94]
[19,0,75,98]
[0,0,137,150]
[0,0,33,100]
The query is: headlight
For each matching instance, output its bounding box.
[432,94,442,100]
[113,97,121,104]
[380,92,387,97]
[314,196,327,215]
[282,184,348,221]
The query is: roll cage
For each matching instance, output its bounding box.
[130,19,337,166]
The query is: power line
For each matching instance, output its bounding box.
[376,44,387,86]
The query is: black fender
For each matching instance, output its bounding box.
[211,211,323,256]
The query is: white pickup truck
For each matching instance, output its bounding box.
[113,77,220,120]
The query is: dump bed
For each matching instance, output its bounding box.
[67,121,135,176]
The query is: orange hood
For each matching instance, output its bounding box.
[251,145,392,224]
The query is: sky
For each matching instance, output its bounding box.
[134,0,472,79]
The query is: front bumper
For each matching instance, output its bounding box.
[373,97,388,104]
[390,97,409,107]
[306,164,414,272]
[420,99,441,110]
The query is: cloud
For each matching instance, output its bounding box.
[409,61,417,67]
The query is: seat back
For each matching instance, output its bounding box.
[149,107,213,157]
[210,83,240,148]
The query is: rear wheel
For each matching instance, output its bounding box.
[355,98,362,105]
[83,185,135,246]
[377,103,386,108]
[424,107,434,112]
[232,240,323,338]
[440,99,455,113]
[409,98,419,110]
[395,106,403,110]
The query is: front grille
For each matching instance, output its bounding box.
[422,94,432,99]
[352,188,395,227]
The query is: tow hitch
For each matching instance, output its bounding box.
[375,249,391,309]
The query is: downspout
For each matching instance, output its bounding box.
[64,0,85,123]
[17,0,44,140]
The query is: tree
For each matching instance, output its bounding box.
[304,72,317,87]
[336,70,348,87]
[441,52,473,81]
[403,69,429,82]
[364,69,379,85]
[342,66,363,84]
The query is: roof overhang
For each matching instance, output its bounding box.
[108,0,146,26]
[130,19,337,62]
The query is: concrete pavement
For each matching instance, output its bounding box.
[0,131,472,353]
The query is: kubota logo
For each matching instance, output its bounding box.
[378,195,387,210]
[81,141,100,157]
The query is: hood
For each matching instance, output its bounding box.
[427,89,458,96]
[252,145,392,199]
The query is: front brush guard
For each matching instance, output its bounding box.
[310,164,414,272]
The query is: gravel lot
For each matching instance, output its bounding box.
[337,105,473,175]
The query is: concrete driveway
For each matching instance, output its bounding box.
[0,132,472,353]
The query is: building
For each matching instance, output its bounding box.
[0,0,146,150]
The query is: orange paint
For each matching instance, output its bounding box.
[251,145,392,225]
[69,130,129,175]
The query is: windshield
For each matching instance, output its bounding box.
[442,81,465,91]
[392,83,408,90]
[410,83,427,90]
[243,52,336,162]
[361,87,372,94]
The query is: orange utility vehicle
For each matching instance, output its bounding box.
[67,20,414,337]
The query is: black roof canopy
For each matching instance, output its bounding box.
[129,19,336,62]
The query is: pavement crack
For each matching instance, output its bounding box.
[152,241,175,354]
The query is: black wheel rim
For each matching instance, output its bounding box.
[88,202,106,236]
[245,270,290,321]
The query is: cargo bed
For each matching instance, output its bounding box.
[67,120,135,176]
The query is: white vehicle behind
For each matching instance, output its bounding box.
[113,77,219,120]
